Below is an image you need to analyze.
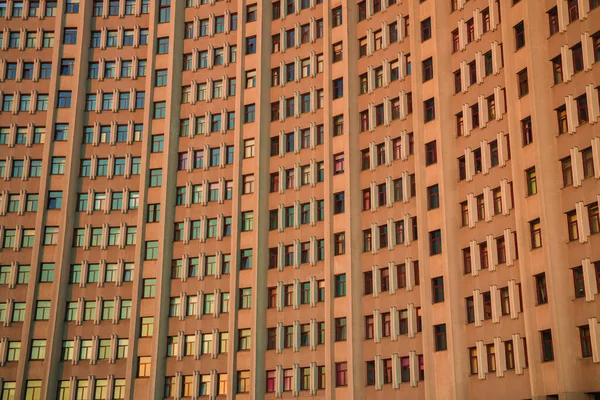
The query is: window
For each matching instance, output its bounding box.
[526,167,537,195]
[421,18,431,41]
[59,59,76,77]
[567,0,579,22]
[580,325,592,358]
[589,203,599,235]
[432,277,444,303]
[25,381,42,400]
[425,141,437,165]
[149,169,162,187]
[427,185,439,210]
[594,31,600,63]
[333,153,344,174]
[241,211,254,232]
[57,91,72,108]
[530,219,542,249]
[152,101,166,119]
[244,104,255,123]
[43,226,59,245]
[63,28,77,44]
[576,95,589,125]
[422,57,433,81]
[243,139,255,158]
[151,135,164,153]
[535,273,548,305]
[521,116,533,145]
[236,288,252,310]
[551,56,563,85]
[29,339,46,360]
[557,105,568,134]
[356,0,367,20]
[332,6,342,27]
[240,249,253,270]
[429,230,442,255]
[137,356,152,377]
[468,347,479,375]
[548,7,559,35]
[333,78,343,99]
[567,211,578,241]
[541,330,554,361]
[365,361,376,386]
[335,317,347,341]
[147,204,161,223]
[145,241,159,260]
[155,69,168,87]
[517,69,528,97]
[434,324,447,351]
[39,263,54,282]
[595,262,600,293]
[333,274,347,297]
[47,191,63,210]
[573,267,585,298]
[466,18,475,42]
[462,248,473,274]
[246,36,257,54]
[373,0,381,13]
[157,37,169,54]
[514,21,525,49]
[424,98,435,122]
[35,300,51,320]
[328,192,345,215]
[335,362,347,387]
[242,3,257,22]
[334,233,345,256]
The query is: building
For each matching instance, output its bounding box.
[0,0,599,399]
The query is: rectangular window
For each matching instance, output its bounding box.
[427,185,439,210]
[335,362,347,387]
[57,91,72,108]
[514,21,525,49]
[541,330,554,362]
[567,210,579,241]
[63,28,77,44]
[589,203,599,235]
[530,218,542,249]
[432,277,444,303]
[580,325,592,358]
[425,141,437,165]
[573,267,585,298]
[548,7,559,35]
[153,101,166,119]
[333,78,343,99]
[422,57,433,81]
[576,95,589,125]
[535,273,548,304]
[421,18,431,41]
[246,36,257,54]
[521,116,533,145]
[517,69,529,97]
[466,18,475,42]
[429,230,442,255]
[552,56,563,84]
[526,167,537,195]
[434,324,447,351]
[424,98,435,122]
[244,104,255,123]
[334,274,346,297]
[332,6,342,27]
[557,105,568,134]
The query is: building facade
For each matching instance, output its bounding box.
[0,0,599,399]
